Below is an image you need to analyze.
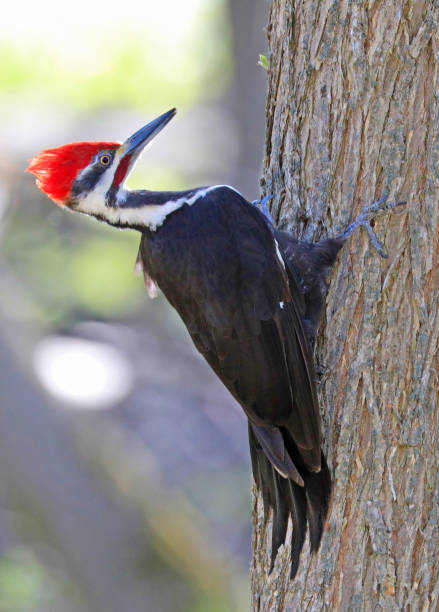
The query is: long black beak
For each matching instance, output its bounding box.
[122,108,177,158]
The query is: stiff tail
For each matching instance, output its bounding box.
[249,424,331,578]
[303,453,331,552]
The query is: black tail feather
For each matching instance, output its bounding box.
[304,452,331,552]
[288,479,307,577]
[270,471,290,571]
[249,424,331,578]
[249,427,272,521]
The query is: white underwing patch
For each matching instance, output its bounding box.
[134,250,159,298]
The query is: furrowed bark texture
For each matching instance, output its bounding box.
[251,1,439,610]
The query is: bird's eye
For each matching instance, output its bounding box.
[100,155,111,166]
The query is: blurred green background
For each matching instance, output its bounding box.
[0,1,269,610]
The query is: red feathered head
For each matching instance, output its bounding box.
[26,142,120,205]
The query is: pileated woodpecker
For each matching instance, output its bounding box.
[27,109,405,577]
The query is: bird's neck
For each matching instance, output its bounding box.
[115,187,202,208]
[103,186,211,231]
[77,184,240,232]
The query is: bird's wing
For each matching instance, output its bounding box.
[138,188,328,574]
[141,188,321,473]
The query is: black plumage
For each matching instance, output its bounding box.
[137,186,340,576]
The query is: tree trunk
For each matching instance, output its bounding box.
[251,1,439,610]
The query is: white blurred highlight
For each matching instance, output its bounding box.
[33,336,134,409]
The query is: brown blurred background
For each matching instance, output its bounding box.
[0,1,269,610]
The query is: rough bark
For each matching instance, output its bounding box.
[251,1,439,610]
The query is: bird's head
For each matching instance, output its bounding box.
[26,109,176,220]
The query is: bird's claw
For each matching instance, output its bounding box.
[356,196,407,220]
[340,196,407,259]
[252,194,275,224]
[364,223,388,258]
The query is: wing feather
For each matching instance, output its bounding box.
[139,188,322,470]
[138,187,330,575]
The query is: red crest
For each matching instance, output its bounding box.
[26,141,120,204]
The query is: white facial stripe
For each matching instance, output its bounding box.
[75,184,243,231]
[75,150,122,216]
[121,186,218,230]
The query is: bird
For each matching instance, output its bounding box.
[27,108,405,577]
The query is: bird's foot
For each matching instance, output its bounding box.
[252,194,275,224]
[339,196,407,259]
